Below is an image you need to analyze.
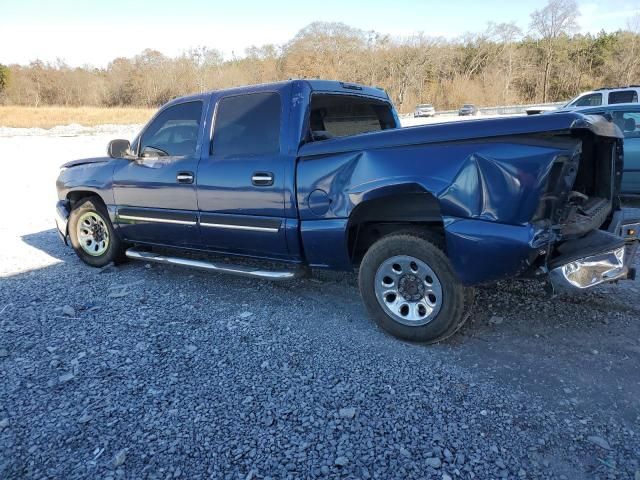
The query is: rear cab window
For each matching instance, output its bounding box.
[308,94,396,142]
[608,90,638,104]
[211,92,281,157]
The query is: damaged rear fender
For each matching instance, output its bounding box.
[443,217,549,285]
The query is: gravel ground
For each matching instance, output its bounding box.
[0,127,639,479]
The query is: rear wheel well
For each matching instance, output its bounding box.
[347,193,445,265]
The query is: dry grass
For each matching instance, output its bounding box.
[0,106,156,129]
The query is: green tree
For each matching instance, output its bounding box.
[0,64,9,95]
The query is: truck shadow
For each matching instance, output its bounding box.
[19,228,68,260]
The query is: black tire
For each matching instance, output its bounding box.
[68,197,125,267]
[358,233,473,343]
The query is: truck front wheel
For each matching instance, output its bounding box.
[68,197,125,268]
[358,233,473,343]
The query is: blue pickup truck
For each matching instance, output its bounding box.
[55,80,639,343]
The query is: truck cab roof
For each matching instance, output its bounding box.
[163,79,391,109]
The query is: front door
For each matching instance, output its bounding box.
[196,90,292,260]
[113,100,206,247]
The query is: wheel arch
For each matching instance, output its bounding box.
[66,189,106,209]
[346,186,445,265]
[66,190,127,266]
[65,189,120,238]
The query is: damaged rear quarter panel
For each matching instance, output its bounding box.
[297,131,582,282]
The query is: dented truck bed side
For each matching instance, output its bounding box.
[295,113,629,285]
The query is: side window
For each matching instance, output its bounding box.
[572,93,603,107]
[212,92,281,157]
[612,111,640,138]
[139,101,203,157]
[608,90,638,104]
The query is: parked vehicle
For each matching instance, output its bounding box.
[526,86,640,115]
[414,104,436,118]
[458,104,479,116]
[55,80,639,343]
[552,103,640,195]
[561,86,639,110]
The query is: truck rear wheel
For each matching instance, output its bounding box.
[68,197,125,268]
[358,233,473,343]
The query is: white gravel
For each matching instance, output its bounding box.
[0,123,639,479]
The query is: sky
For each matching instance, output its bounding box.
[1,0,639,67]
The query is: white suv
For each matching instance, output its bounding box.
[526,86,640,115]
[560,86,639,110]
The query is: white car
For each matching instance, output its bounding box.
[526,86,640,115]
[414,104,436,117]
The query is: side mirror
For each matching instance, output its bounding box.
[107,139,131,158]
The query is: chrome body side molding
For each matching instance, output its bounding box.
[199,222,279,233]
[117,215,197,226]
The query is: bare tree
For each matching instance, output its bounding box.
[618,15,640,84]
[492,22,522,103]
[530,0,579,101]
[283,22,367,79]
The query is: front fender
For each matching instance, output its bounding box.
[56,159,119,231]
[56,159,117,207]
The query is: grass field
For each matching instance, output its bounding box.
[0,106,155,128]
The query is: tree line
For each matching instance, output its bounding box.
[0,0,639,113]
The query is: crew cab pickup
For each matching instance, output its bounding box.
[55,80,639,343]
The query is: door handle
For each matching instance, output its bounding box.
[252,172,274,186]
[176,172,194,184]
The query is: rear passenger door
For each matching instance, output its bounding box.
[196,91,292,260]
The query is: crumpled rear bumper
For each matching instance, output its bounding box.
[55,200,70,245]
[549,217,639,293]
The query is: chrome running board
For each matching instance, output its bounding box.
[125,248,303,281]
